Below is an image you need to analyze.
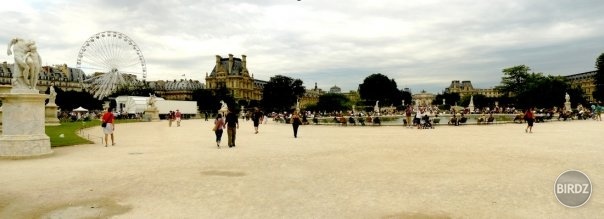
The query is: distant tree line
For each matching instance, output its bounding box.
[51,52,602,115]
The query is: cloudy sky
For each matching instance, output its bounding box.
[1,0,603,93]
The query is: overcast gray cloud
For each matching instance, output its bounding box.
[1,0,603,93]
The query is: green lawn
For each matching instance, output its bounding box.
[45,119,142,147]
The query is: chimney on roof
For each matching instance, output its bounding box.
[242,54,247,70]
[228,54,234,74]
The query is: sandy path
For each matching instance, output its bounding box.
[1,119,603,218]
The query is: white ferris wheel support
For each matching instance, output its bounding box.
[76,30,147,99]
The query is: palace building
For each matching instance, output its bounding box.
[204,54,266,101]
[1,62,85,92]
[0,61,205,101]
[564,70,597,102]
[445,80,501,98]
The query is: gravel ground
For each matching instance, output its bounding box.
[0,119,602,218]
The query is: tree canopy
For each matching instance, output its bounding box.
[315,93,351,112]
[433,92,461,107]
[358,73,404,106]
[593,53,604,102]
[496,65,587,109]
[192,86,237,113]
[50,87,103,111]
[261,75,305,113]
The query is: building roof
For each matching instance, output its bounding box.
[210,57,246,76]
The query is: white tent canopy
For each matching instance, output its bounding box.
[73,106,89,112]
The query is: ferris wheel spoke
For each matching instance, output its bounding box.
[81,55,112,71]
[77,31,147,99]
[85,46,112,70]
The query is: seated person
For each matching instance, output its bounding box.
[459,114,468,124]
[358,116,365,126]
[373,116,381,125]
[348,116,356,125]
[487,113,495,123]
[448,115,459,126]
[477,114,486,124]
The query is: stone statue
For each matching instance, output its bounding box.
[564,92,571,111]
[374,100,379,112]
[220,100,228,111]
[296,98,300,109]
[48,85,57,105]
[147,93,157,108]
[7,38,41,89]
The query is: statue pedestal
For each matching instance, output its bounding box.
[144,107,160,122]
[0,85,11,133]
[564,101,572,112]
[0,107,3,134]
[45,104,60,126]
[0,92,52,159]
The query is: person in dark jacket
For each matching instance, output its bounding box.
[225,109,239,147]
[291,111,302,138]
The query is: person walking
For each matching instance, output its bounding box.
[213,114,225,148]
[291,111,302,138]
[168,110,174,127]
[101,107,116,147]
[175,109,182,127]
[524,107,535,133]
[405,106,412,128]
[252,107,263,134]
[225,109,239,147]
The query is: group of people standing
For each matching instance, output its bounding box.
[212,108,242,148]
[213,108,302,148]
[167,110,182,127]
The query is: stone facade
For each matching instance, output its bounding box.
[147,79,204,100]
[1,62,84,93]
[1,61,206,101]
[300,83,325,108]
[412,90,436,106]
[445,80,501,98]
[565,71,596,102]
[204,54,266,101]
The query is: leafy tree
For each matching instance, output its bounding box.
[358,73,403,106]
[316,93,351,112]
[214,86,238,113]
[111,81,156,97]
[401,90,412,107]
[190,86,240,114]
[52,87,103,111]
[459,94,490,109]
[433,92,461,106]
[261,75,305,113]
[496,65,588,109]
[496,65,532,98]
[191,88,218,113]
[593,53,604,102]
[248,100,261,109]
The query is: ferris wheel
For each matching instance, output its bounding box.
[76,31,147,99]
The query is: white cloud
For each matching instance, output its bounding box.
[1,0,603,93]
